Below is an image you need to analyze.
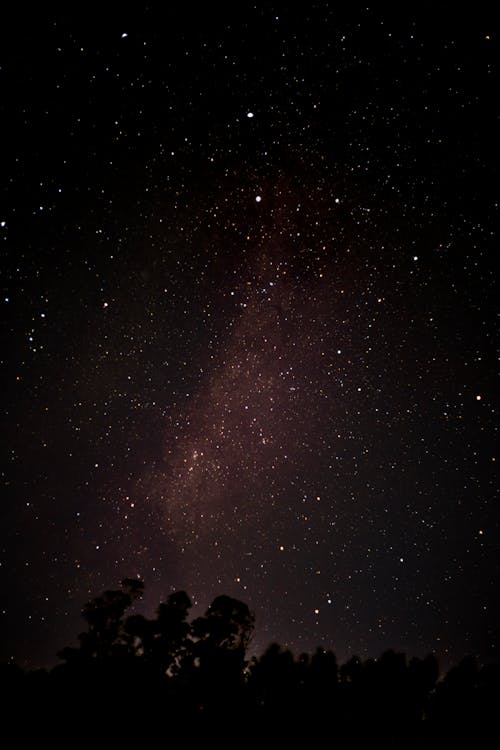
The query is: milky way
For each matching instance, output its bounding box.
[154,242,334,538]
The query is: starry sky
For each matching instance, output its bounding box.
[1,6,498,670]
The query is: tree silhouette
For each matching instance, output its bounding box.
[2,577,497,747]
[58,577,144,663]
[187,595,255,718]
[124,590,192,677]
[191,594,254,651]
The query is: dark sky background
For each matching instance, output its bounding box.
[1,5,498,671]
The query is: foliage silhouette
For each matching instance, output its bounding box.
[2,579,498,747]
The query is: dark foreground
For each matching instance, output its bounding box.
[2,580,497,747]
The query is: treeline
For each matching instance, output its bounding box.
[1,579,498,746]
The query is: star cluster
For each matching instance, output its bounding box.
[1,7,497,669]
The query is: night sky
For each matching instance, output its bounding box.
[1,6,498,671]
